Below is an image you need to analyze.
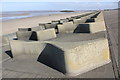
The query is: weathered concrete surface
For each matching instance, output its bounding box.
[37,28,57,41]
[60,19,69,23]
[39,38,111,76]
[18,28,31,31]
[31,26,44,31]
[57,22,77,33]
[2,33,17,46]
[75,21,106,33]
[16,31,37,41]
[10,40,46,58]
[104,10,119,78]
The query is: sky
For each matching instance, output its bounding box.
[0,0,119,11]
[1,0,119,2]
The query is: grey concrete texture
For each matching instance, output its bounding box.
[2,32,17,46]
[57,22,78,33]
[36,28,57,41]
[16,31,37,41]
[37,38,111,76]
[18,28,31,31]
[31,26,44,31]
[60,19,69,23]
[10,40,46,58]
[18,24,46,32]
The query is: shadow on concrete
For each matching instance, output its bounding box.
[91,13,100,18]
[5,50,13,58]
[29,31,38,41]
[73,24,90,33]
[18,28,31,31]
[85,18,95,23]
[37,43,66,74]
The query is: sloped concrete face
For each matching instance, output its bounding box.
[38,38,111,76]
[60,19,69,23]
[37,28,56,41]
[57,22,77,33]
[10,40,46,58]
[73,19,84,24]
[31,26,44,31]
[45,23,57,29]
[16,31,37,41]
[2,33,17,46]
[18,28,31,31]
[74,21,106,33]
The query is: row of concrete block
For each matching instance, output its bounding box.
[7,11,111,76]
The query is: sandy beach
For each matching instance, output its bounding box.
[1,11,91,35]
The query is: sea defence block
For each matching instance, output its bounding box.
[93,12,104,22]
[57,22,77,33]
[60,19,69,23]
[73,19,85,24]
[31,26,44,31]
[38,38,111,76]
[2,32,17,46]
[37,28,56,41]
[51,20,60,24]
[16,31,37,41]
[45,23,57,29]
[74,21,106,33]
[18,28,31,31]
[10,40,46,58]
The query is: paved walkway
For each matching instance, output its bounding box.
[104,10,119,79]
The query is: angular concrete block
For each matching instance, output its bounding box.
[52,20,60,24]
[73,19,85,24]
[10,40,46,58]
[16,31,37,41]
[95,12,104,22]
[31,26,44,31]
[18,28,31,31]
[45,23,57,29]
[74,21,106,33]
[37,28,56,41]
[60,19,69,23]
[38,24,46,30]
[38,38,111,76]
[2,33,17,46]
[57,22,77,33]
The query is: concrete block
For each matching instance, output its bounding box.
[57,22,77,33]
[16,31,37,41]
[52,20,60,24]
[18,28,31,31]
[10,40,46,58]
[38,38,111,76]
[31,26,44,31]
[74,21,106,33]
[2,33,17,46]
[45,23,57,29]
[38,24,46,30]
[37,28,56,41]
[60,19,69,23]
[95,12,104,22]
[73,19,85,24]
